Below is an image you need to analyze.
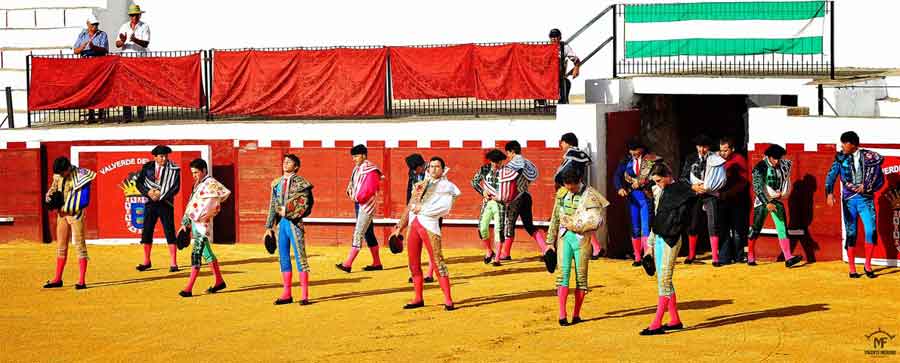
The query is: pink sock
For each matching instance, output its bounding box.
[641,236,650,253]
[438,276,453,306]
[573,289,586,318]
[142,243,152,265]
[481,239,493,256]
[168,244,178,267]
[369,245,382,266]
[631,238,642,262]
[343,247,360,267]
[650,296,669,330]
[747,239,757,263]
[412,275,424,303]
[184,266,200,293]
[864,243,874,272]
[209,260,224,285]
[778,238,793,259]
[53,256,67,283]
[280,271,293,299]
[688,236,698,259]
[710,236,720,263]
[557,286,569,319]
[847,246,858,274]
[299,272,309,301]
[590,235,601,256]
[500,238,513,259]
[668,293,681,325]
[533,230,548,253]
[77,258,87,285]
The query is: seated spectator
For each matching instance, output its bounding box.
[73,15,109,122]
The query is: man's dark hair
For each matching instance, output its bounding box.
[504,141,522,154]
[430,156,446,169]
[284,154,301,168]
[719,136,736,148]
[560,167,583,185]
[840,131,860,146]
[626,138,646,151]
[485,149,507,163]
[650,163,672,178]
[189,158,208,172]
[560,132,579,147]
[52,157,72,174]
[350,144,368,156]
[549,28,562,38]
[405,153,426,170]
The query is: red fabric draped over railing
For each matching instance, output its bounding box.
[390,43,559,100]
[28,54,203,110]
[210,48,387,117]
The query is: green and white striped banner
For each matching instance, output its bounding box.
[624,1,826,58]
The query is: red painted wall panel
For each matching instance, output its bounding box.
[0,149,43,243]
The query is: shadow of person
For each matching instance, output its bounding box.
[673,303,830,332]
[603,299,735,318]
[789,174,820,262]
[315,280,469,303]
[454,266,549,281]
[455,284,604,309]
[216,256,280,267]
[214,276,371,295]
[90,269,245,288]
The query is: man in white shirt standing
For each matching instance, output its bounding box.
[115,4,151,122]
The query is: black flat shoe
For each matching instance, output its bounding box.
[559,318,569,326]
[483,252,495,265]
[661,322,684,331]
[74,283,87,290]
[571,317,583,325]
[640,327,666,335]
[712,262,722,267]
[299,299,311,306]
[591,254,601,260]
[865,269,877,278]
[785,255,802,268]
[747,261,758,266]
[492,261,502,267]
[206,282,227,293]
[501,256,512,261]
[424,277,435,283]
[408,277,413,283]
[403,301,425,309]
[363,265,383,271]
[683,258,694,265]
[136,263,152,271]
[274,297,294,305]
[632,261,642,267]
[444,304,456,311]
[179,290,192,298]
[849,272,861,278]
[169,266,180,273]
[43,280,63,288]
[334,263,351,273]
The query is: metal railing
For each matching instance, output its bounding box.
[26,50,209,127]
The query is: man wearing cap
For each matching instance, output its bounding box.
[679,134,727,266]
[265,154,315,305]
[135,145,181,272]
[549,28,580,104]
[336,144,384,273]
[73,15,109,122]
[747,144,802,268]
[115,4,151,121]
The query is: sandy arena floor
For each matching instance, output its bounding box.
[1,241,898,362]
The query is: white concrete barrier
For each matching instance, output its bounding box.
[0,27,82,48]
[3,0,106,10]
[0,70,26,90]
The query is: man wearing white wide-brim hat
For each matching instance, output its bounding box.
[116,4,151,121]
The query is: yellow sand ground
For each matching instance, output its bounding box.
[1,241,898,362]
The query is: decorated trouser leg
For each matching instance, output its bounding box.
[278,218,310,300]
[556,231,591,321]
[343,204,374,268]
[478,200,503,262]
[843,196,877,273]
[50,214,88,286]
[408,218,452,306]
[650,235,682,330]
[748,202,793,263]
[628,191,652,262]
[183,222,223,293]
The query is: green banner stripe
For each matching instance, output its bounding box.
[625,37,823,58]
[625,1,825,23]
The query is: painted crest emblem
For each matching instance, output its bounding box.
[120,173,147,234]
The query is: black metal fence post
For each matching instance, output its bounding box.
[385,47,393,118]
[5,86,14,128]
[612,4,618,79]
[205,49,213,121]
[829,1,835,80]
[559,41,567,104]
[26,55,31,127]
[818,84,824,116]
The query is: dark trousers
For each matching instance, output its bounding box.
[141,201,177,244]
[689,196,720,237]
[505,192,538,238]
[719,198,748,262]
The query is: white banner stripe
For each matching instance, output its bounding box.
[626,17,823,42]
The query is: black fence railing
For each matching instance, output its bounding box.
[26,50,209,127]
[26,42,562,126]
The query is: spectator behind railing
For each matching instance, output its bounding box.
[115,4,152,122]
[73,15,109,123]
[550,28,581,104]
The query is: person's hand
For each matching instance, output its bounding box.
[129,33,137,42]
[265,229,275,238]
[617,188,628,197]
[770,191,782,200]
[826,194,835,207]
[572,67,580,79]
[766,203,777,212]
[852,185,864,193]
[631,181,640,189]
[413,204,422,214]
[119,33,126,42]
[276,206,286,216]
[691,183,704,193]
[178,225,186,234]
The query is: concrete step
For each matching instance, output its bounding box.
[0,69,26,90]
[0,27,83,48]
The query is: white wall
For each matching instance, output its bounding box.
[748,107,900,151]
[101,0,900,95]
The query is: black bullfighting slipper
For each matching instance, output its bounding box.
[299,299,311,306]
[135,263,152,271]
[43,280,63,288]
[179,290,192,298]
[74,283,87,290]
[274,297,294,305]
[640,327,666,336]
[334,263,351,273]
[785,255,802,268]
[865,269,877,279]
[661,322,684,331]
[403,301,425,309]
[206,282,227,293]
[363,265,383,271]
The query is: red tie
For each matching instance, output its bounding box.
[155,165,161,181]
[282,178,289,205]
[633,158,640,175]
